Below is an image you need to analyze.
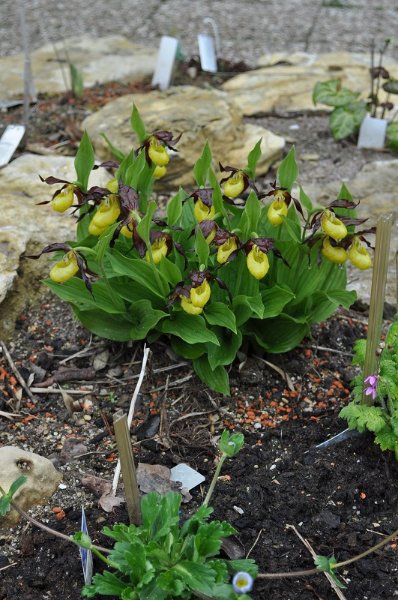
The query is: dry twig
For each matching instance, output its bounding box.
[112,345,151,495]
[0,340,36,403]
[286,524,348,599]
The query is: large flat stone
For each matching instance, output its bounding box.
[0,154,107,330]
[223,52,398,116]
[0,35,157,98]
[82,86,285,188]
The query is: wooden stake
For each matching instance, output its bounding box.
[362,213,394,404]
[113,412,141,525]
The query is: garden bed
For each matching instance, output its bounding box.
[1,295,398,600]
[1,76,398,600]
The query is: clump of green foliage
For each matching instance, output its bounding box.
[30,105,373,394]
[340,316,398,459]
[313,38,398,149]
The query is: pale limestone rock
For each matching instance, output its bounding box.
[223,52,398,116]
[300,159,398,304]
[0,35,157,98]
[82,86,285,188]
[0,154,108,326]
[0,446,62,526]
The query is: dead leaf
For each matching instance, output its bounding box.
[98,492,124,512]
[81,473,111,496]
[136,463,192,502]
[60,438,88,463]
[93,350,109,371]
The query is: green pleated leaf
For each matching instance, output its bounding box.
[158,257,182,287]
[101,133,125,163]
[207,329,242,370]
[239,189,261,238]
[194,226,209,267]
[130,104,147,143]
[299,186,313,211]
[193,142,212,187]
[116,149,135,182]
[249,313,310,353]
[129,299,167,339]
[261,284,295,318]
[204,302,237,333]
[107,251,167,297]
[232,293,264,326]
[329,101,367,140]
[277,146,298,192]
[74,131,95,192]
[167,188,185,226]
[162,313,220,345]
[193,355,230,395]
[207,168,225,215]
[171,337,206,359]
[73,307,134,341]
[246,138,262,179]
[313,79,360,107]
[387,121,398,151]
[45,278,126,314]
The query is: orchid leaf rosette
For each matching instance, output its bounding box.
[30,107,374,394]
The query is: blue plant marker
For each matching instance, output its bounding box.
[80,507,93,585]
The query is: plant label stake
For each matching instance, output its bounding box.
[79,507,93,585]
[170,463,205,491]
[357,115,387,149]
[0,125,26,168]
[152,36,179,91]
[198,17,219,73]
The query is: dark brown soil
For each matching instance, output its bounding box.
[1,294,398,600]
[1,75,398,600]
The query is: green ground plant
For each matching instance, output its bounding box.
[340,316,398,459]
[29,106,373,394]
[313,38,398,148]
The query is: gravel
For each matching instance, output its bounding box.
[2,0,398,64]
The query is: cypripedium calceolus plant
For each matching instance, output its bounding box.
[30,106,374,395]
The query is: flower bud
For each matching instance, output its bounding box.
[246,244,269,279]
[180,296,203,315]
[145,236,168,265]
[90,195,121,229]
[148,137,170,167]
[49,251,79,283]
[217,237,238,264]
[190,279,211,308]
[50,184,74,212]
[194,199,215,223]
[321,236,348,264]
[320,209,347,242]
[347,236,372,270]
[223,171,245,198]
[267,198,288,226]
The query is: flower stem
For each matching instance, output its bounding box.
[3,492,111,555]
[258,525,398,579]
[202,453,226,507]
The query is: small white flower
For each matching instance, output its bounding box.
[232,571,254,594]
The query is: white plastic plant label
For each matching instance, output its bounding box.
[357,115,387,150]
[170,463,205,491]
[151,36,179,91]
[198,34,217,73]
[0,124,26,168]
[80,506,93,585]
